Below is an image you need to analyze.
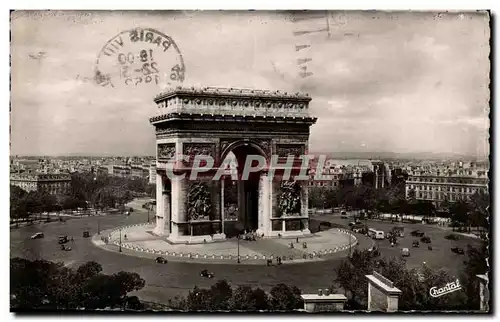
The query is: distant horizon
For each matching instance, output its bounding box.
[9,150,489,162]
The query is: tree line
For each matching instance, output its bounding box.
[309,182,489,230]
[11,259,146,311]
[168,280,303,312]
[10,171,156,222]
[12,248,488,312]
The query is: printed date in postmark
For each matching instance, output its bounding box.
[95,27,186,88]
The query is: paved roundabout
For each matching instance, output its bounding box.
[11,198,481,304]
[95,223,360,265]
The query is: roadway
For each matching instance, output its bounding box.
[10,200,481,304]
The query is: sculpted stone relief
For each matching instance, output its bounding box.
[157,143,176,160]
[183,143,216,158]
[276,144,305,157]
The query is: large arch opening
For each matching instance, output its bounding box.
[222,142,267,238]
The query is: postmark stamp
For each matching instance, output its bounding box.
[94,27,186,88]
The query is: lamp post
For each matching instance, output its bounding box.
[349,232,352,258]
[147,204,150,224]
[119,227,122,252]
[237,234,241,264]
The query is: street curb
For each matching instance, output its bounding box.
[92,225,362,265]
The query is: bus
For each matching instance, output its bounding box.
[368,228,385,240]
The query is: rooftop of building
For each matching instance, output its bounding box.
[155,86,312,101]
[10,173,72,181]
[151,86,316,122]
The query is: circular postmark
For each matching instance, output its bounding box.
[95,27,186,89]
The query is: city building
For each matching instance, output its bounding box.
[149,163,157,184]
[10,173,72,195]
[405,166,488,208]
[112,165,131,178]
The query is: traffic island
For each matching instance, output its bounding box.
[92,223,364,265]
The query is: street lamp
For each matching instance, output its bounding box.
[147,204,150,224]
[349,232,352,258]
[237,234,241,264]
[119,227,122,252]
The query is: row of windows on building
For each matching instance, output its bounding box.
[407,185,486,194]
[415,192,471,202]
[408,176,485,184]
[12,181,71,194]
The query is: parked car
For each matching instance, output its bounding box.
[58,236,69,244]
[31,232,44,239]
[369,247,380,257]
[451,247,465,255]
[60,244,72,251]
[349,222,356,226]
[82,231,90,238]
[392,227,405,237]
[353,226,367,234]
[412,240,420,248]
[411,230,425,237]
[401,248,410,257]
[420,236,431,243]
[155,256,168,264]
[200,269,214,278]
[340,211,348,219]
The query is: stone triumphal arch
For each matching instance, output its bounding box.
[150,86,317,244]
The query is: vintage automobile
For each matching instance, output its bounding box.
[392,227,405,237]
[401,248,410,257]
[31,232,44,239]
[412,240,420,248]
[60,244,72,251]
[155,256,168,264]
[82,231,90,238]
[451,247,465,255]
[58,236,69,244]
[411,230,425,237]
[340,211,348,219]
[200,269,214,278]
[369,246,381,257]
[420,236,431,243]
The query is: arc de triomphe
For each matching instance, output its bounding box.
[150,87,317,244]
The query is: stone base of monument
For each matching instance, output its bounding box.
[166,233,227,244]
[265,229,312,239]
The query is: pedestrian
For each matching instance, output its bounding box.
[296,237,299,243]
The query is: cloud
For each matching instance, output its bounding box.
[10,11,490,158]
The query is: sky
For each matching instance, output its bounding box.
[10,10,490,158]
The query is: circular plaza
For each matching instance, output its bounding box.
[93,223,359,265]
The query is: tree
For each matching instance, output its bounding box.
[269,283,303,311]
[469,191,489,230]
[449,200,470,231]
[185,286,214,311]
[230,285,269,311]
[75,261,102,282]
[10,258,146,311]
[10,186,29,222]
[334,249,374,309]
[209,280,233,310]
